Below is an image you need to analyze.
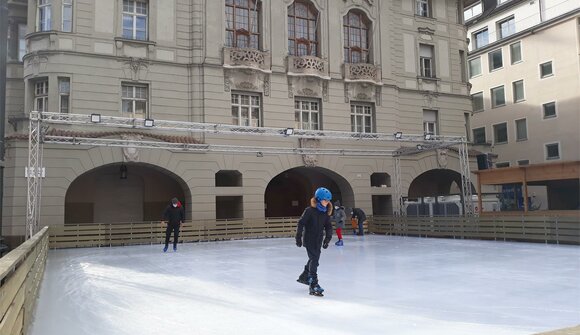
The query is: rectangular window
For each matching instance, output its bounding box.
[18,24,26,61]
[473,29,488,49]
[471,92,484,112]
[34,80,49,112]
[59,78,70,114]
[350,103,374,133]
[495,162,510,168]
[294,99,320,130]
[419,44,435,78]
[517,159,529,166]
[231,93,261,127]
[464,2,482,21]
[416,0,431,18]
[493,122,508,144]
[464,113,471,141]
[489,49,503,71]
[513,80,524,102]
[468,57,481,78]
[122,0,148,40]
[226,0,260,49]
[62,0,73,32]
[459,50,467,82]
[121,83,148,117]
[491,86,505,108]
[510,42,521,64]
[497,17,515,39]
[37,0,52,32]
[545,143,560,160]
[543,102,556,118]
[423,110,438,136]
[473,127,486,144]
[540,61,553,78]
[515,118,527,141]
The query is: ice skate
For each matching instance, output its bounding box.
[335,239,343,246]
[297,268,309,285]
[308,277,324,297]
[173,246,177,252]
[163,246,168,252]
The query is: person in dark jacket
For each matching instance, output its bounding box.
[295,187,333,296]
[162,197,185,252]
[351,207,366,236]
[332,200,346,246]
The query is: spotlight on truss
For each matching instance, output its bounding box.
[394,132,403,139]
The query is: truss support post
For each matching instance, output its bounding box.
[394,155,403,216]
[26,112,42,239]
[459,140,474,217]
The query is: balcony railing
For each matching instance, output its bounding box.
[223,47,271,73]
[343,63,382,84]
[286,55,329,79]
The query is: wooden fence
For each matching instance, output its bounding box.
[0,227,49,335]
[370,215,579,245]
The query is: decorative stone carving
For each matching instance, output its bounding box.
[288,78,294,98]
[423,91,439,107]
[298,88,317,97]
[344,63,381,83]
[263,76,270,96]
[299,138,320,167]
[236,81,258,90]
[344,83,350,103]
[121,134,143,162]
[123,57,149,81]
[375,86,382,106]
[437,149,448,168]
[26,53,48,75]
[356,92,370,100]
[322,81,328,102]
[224,70,231,92]
[223,47,271,72]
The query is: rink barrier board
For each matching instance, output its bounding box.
[0,227,49,335]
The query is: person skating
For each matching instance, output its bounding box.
[162,197,185,252]
[332,200,346,246]
[295,187,333,297]
[351,207,366,236]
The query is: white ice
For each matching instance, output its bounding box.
[30,236,580,335]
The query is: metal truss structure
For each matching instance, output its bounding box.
[26,111,473,238]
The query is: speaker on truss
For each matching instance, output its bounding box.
[476,154,490,170]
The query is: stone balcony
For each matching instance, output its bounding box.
[286,55,329,80]
[223,47,271,73]
[343,63,382,85]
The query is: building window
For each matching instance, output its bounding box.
[495,162,510,168]
[493,122,508,144]
[464,113,471,141]
[231,93,261,127]
[515,118,527,141]
[121,84,148,117]
[343,10,370,63]
[489,49,503,71]
[416,0,431,18]
[517,159,529,166]
[473,28,488,49]
[226,0,260,49]
[459,50,467,82]
[7,22,26,62]
[472,92,484,112]
[468,57,481,78]
[463,2,482,21]
[122,0,148,40]
[491,86,505,108]
[419,44,435,78]
[295,98,320,130]
[288,1,319,56]
[423,110,438,135]
[510,41,521,64]
[540,61,553,78]
[37,0,52,32]
[59,78,70,114]
[62,0,73,32]
[497,16,515,39]
[545,143,560,160]
[350,103,374,133]
[542,102,556,119]
[34,80,49,112]
[473,127,486,144]
[513,80,524,102]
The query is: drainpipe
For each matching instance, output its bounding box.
[538,0,545,23]
[0,0,9,236]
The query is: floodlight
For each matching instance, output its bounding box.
[394,132,403,139]
[144,119,155,127]
[284,128,294,136]
[424,133,433,140]
[90,113,101,123]
[256,152,264,157]
[416,144,423,150]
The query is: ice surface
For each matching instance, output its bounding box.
[30,236,580,335]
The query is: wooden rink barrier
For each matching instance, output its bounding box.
[0,227,48,335]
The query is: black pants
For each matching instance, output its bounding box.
[165,223,180,247]
[305,245,322,278]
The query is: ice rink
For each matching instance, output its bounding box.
[30,235,580,335]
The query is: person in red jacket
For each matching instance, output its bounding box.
[295,187,333,296]
[162,197,185,252]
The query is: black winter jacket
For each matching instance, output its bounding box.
[163,203,185,225]
[296,198,333,248]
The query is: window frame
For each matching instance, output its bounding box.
[419,44,435,78]
[542,101,557,119]
[472,127,486,145]
[423,109,438,136]
[287,1,319,57]
[517,159,530,166]
[294,97,321,130]
[492,122,508,145]
[58,77,70,114]
[545,142,561,161]
[225,0,261,49]
[540,61,553,78]
[463,2,482,22]
[512,79,524,103]
[62,0,73,32]
[471,91,484,112]
[121,83,149,118]
[472,28,488,49]
[231,92,262,127]
[343,10,371,64]
[497,16,515,39]
[510,41,522,64]
[416,0,431,18]
[495,162,510,168]
[488,48,503,71]
[468,57,481,78]
[350,102,374,133]
[34,80,49,112]
[515,118,527,141]
[37,0,52,32]
[490,85,505,108]
[122,0,148,41]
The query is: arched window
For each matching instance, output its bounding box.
[343,10,370,63]
[288,1,319,57]
[225,0,260,49]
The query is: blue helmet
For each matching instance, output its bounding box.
[314,187,332,201]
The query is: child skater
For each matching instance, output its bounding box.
[333,200,346,246]
[295,187,333,296]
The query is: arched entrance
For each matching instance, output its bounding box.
[65,163,189,224]
[264,167,354,217]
